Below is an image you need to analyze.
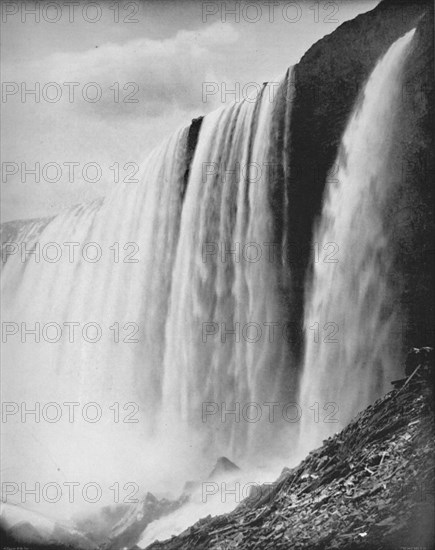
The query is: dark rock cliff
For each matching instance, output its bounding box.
[281,0,434,361]
[182,116,203,201]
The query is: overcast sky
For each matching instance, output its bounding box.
[1,0,379,222]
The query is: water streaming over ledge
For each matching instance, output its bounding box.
[0,29,417,540]
[297,29,416,456]
[1,76,296,520]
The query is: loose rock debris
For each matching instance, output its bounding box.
[147,353,434,550]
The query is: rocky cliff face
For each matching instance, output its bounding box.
[182,116,203,201]
[146,354,434,550]
[280,0,434,360]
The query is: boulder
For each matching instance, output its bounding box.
[208,457,240,480]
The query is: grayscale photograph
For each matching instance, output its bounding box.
[0,0,434,549]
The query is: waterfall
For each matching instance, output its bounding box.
[297,29,416,455]
[160,75,296,467]
[1,26,421,535]
[1,73,297,522]
[1,125,194,518]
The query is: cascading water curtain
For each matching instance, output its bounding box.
[1,126,192,519]
[297,29,416,456]
[160,75,297,471]
[2,72,299,522]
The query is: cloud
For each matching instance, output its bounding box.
[1,23,241,221]
[3,22,239,119]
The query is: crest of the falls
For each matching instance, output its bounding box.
[297,29,417,456]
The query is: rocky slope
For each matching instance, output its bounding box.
[145,358,434,550]
[2,357,432,550]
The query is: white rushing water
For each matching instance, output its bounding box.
[160,77,296,467]
[1,125,194,519]
[297,29,416,455]
[1,76,296,526]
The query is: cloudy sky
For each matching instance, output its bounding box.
[1,0,379,221]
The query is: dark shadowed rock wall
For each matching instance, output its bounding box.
[280,0,434,361]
